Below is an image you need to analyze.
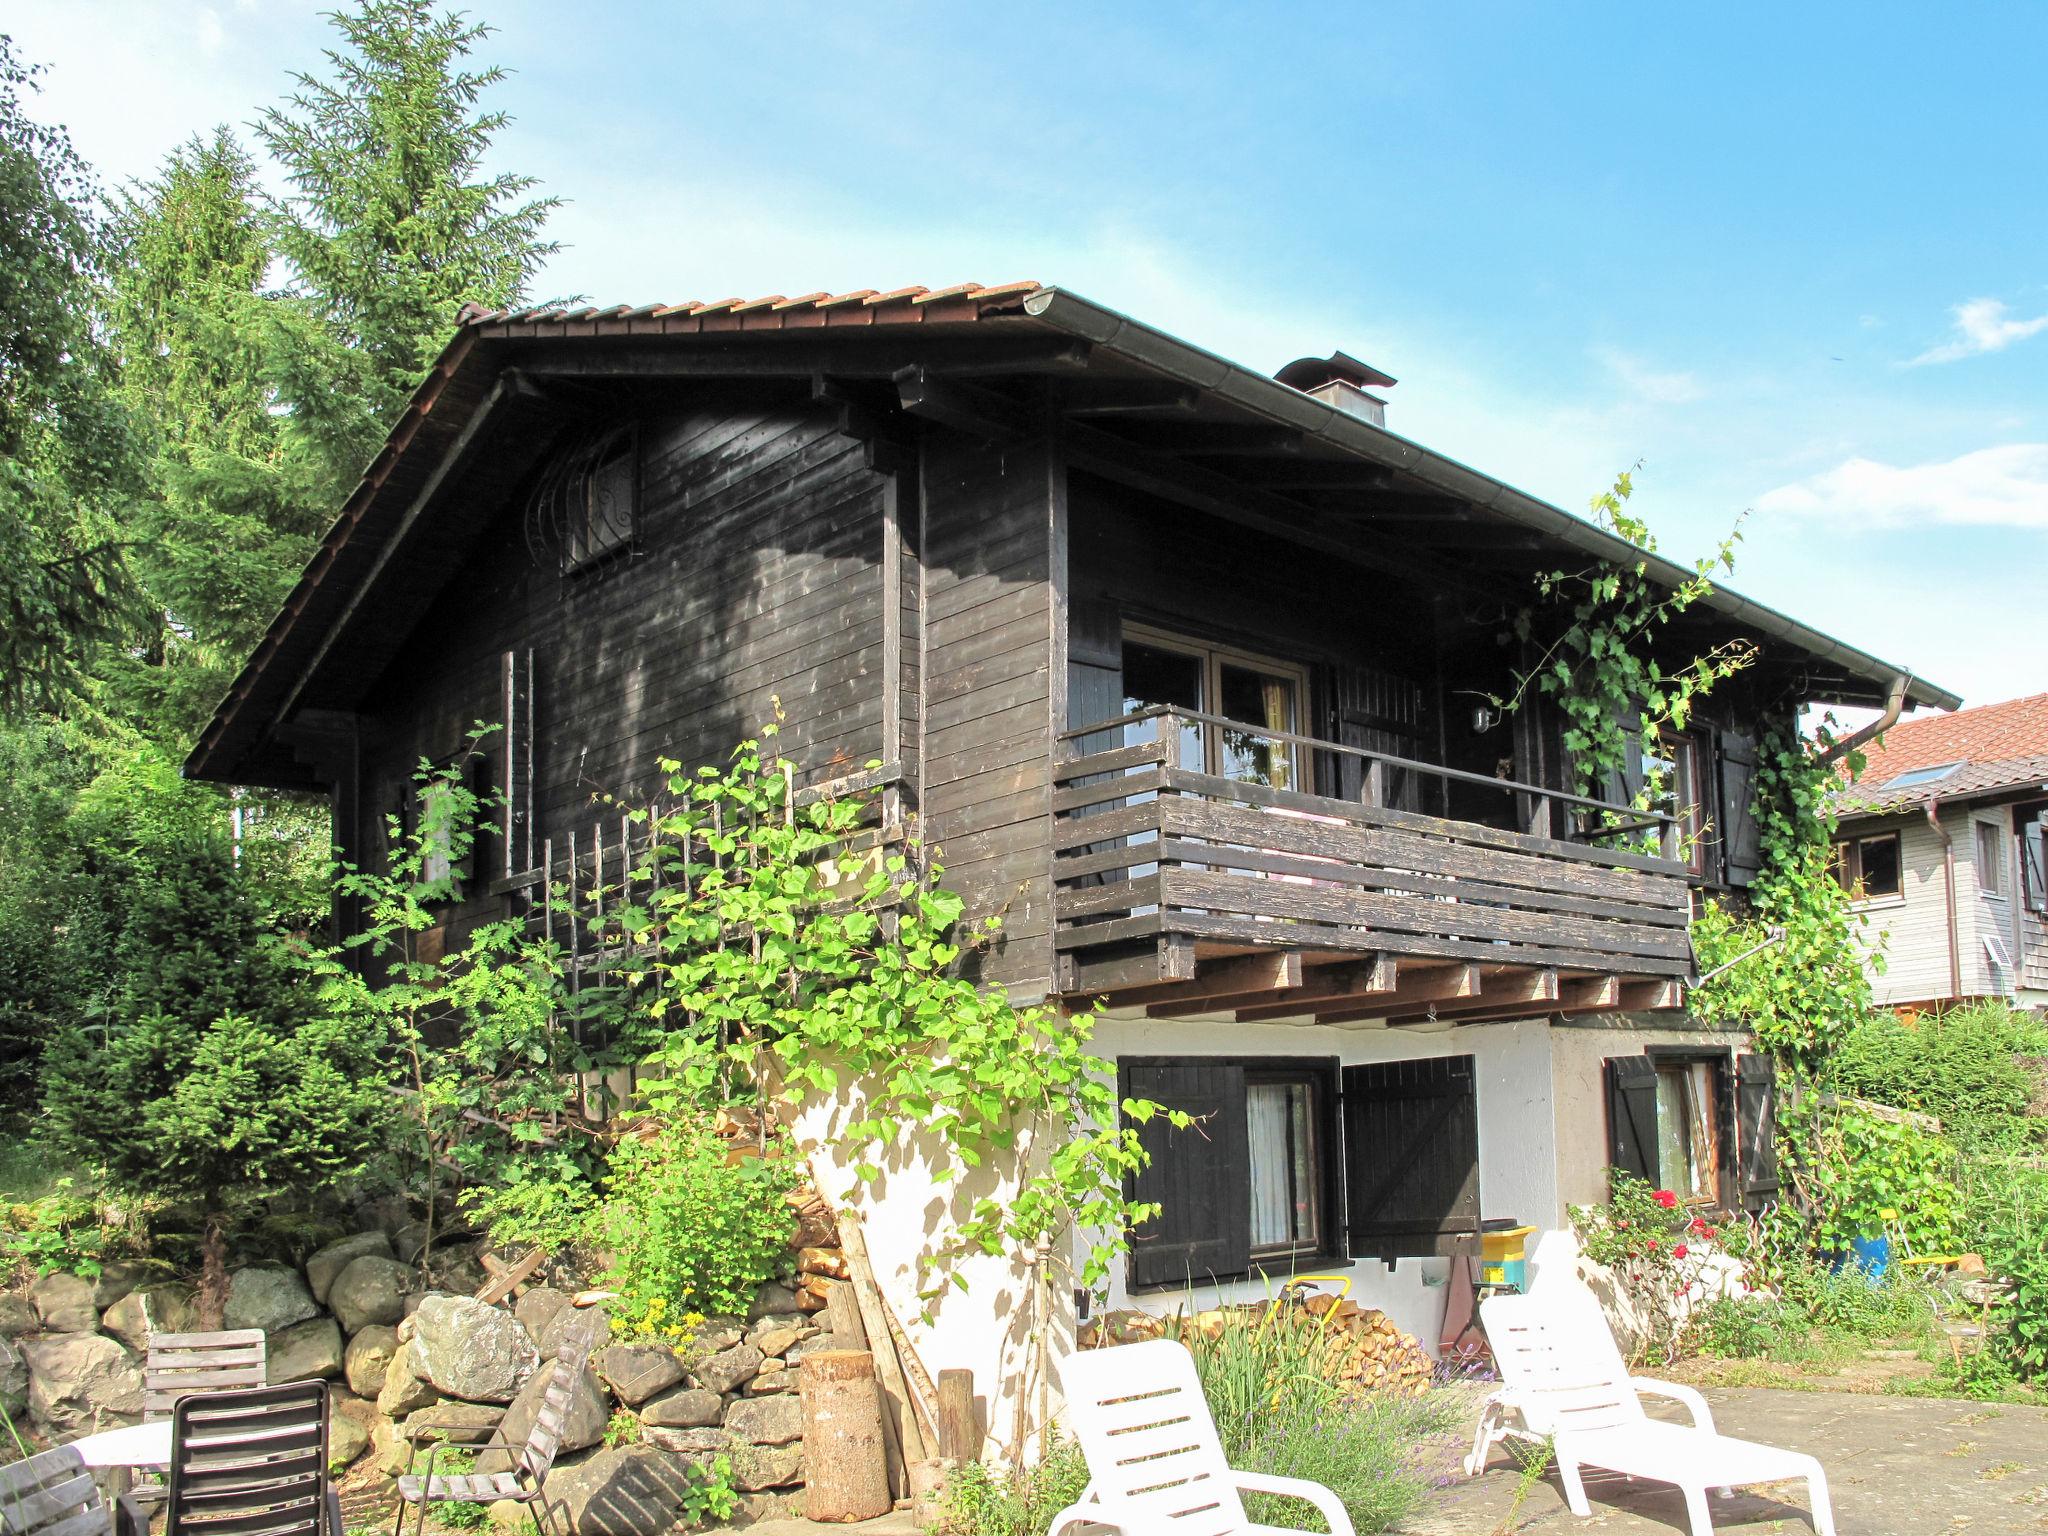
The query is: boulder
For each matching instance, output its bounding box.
[690,1342,762,1395]
[545,1446,699,1536]
[376,1344,439,1417]
[514,1286,570,1340]
[728,1443,805,1492]
[101,1283,197,1352]
[329,1255,412,1335]
[411,1294,537,1403]
[746,1312,808,1338]
[742,1366,790,1396]
[268,1316,344,1383]
[329,1396,373,1469]
[372,1417,412,1477]
[723,1394,803,1446]
[784,1333,848,1364]
[391,1223,431,1265]
[0,1332,25,1415]
[89,1262,146,1311]
[224,1267,320,1334]
[305,1231,394,1305]
[689,1316,746,1354]
[747,1282,799,1321]
[402,1401,504,1443]
[0,1294,36,1337]
[748,1326,802,1360]
[539,1304,611,1361]
[496,1358,605,1457]
[640,1425,728,1456]
[637,1387,721,1429]
[344,1325,399,1397]
[595,1344,685,1407]
[21,1333,143,1430]
[30,1272,100,1333]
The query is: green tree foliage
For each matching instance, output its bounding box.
[0,37,144,716]
[1831,1002,2048,1154]
[256,0,559,498]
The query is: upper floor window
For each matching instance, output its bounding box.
[1120,627,1305,791]
[1976,820,2005,897]
[1833,829,1902,901]
[1642,730,1707,873]
[530,424,639,574]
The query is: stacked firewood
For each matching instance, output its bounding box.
[709,1107,844,1314]
[1079,1297,1431,1394]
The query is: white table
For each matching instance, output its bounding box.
[67,1422,171,1470]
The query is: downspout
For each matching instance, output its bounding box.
[1926,796,1962,1002]
[1814,672,1911,769]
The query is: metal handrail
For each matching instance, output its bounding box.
[1059,704,1677,845]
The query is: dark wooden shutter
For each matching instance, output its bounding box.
[1605,1054,1660,1186]
[1718,730,1762,887]
[2023,822,2047,914]
[1733,1054,1780,1214]
[1342,1056,1480,1259]
[1123,1062,1250,1288]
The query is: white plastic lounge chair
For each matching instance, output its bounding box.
[1050,1338,1355,1536]
[1471,1288,1835,1536]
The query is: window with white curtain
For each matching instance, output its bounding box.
[1246,1072,1324,1257]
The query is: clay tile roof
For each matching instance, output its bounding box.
[1838,692,2048,813]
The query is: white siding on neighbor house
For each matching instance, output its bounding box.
[1851,807,1958,1005]
[1964,808,2021,1000]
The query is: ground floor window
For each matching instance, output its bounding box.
[1653,1058,1721,1205]
[1607,1049,1778,1213]
[1246,1069,1326,1257]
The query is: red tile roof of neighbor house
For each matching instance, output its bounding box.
[1838,692,2048,815]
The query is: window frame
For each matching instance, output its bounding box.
[1242,1063,1333,1263]
[561,425,640,574]
[1645,1047,1729,1210]
[1834,828,1903,903]
[1976,819,2006,898]
[1643,729,1709,876]
[1120,623,1310,792]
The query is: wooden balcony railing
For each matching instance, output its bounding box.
[1053,708,1693,1007]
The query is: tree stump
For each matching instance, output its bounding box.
[800,1349,892,1523]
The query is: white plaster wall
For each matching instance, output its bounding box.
[1081,1013,1563,1355]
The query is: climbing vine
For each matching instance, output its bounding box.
[1500,469,1754,820]
[592,726,1183,1304]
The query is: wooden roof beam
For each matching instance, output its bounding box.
[1111,423,1305,457]
[1618,978,1686,1012]
[1061,382,1200,416]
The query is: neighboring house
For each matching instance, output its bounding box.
[186,283,1953,1387]
[1834,692,2048,1013]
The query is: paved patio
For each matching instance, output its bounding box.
[1408,1385,2048,1535]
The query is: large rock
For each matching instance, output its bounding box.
[748,1326,802,1360]
[89,1262,146,1310]
[268,1316,344,1383]
[747,1282,799,1321]
[595,1344,685,1407]
[496,1358,605,1457]
[329,1392,375,1469]
[723,1394,803,1446]
[329,1255,412,1334]
[728,1443,805,1492]
[0,1332,25,1414]
[224,1267,319,1334]
[410,1294,537,1403]
[690,1341,762,1395]
[539,1303,611,1361]
[640,1426,727,1456]
[514,1286,570,1341]
[305,1231,394,1305]
[545,1446,699,1536]
[101,1283,197,1352]
[21,1333,143,1430]
[30,1272,100,1333]
[377,1344,439,1417]
[637,1387,721,1429]
[403,1401,503,1442]
[344,1325,399,1397]
[0,1294,36,1337]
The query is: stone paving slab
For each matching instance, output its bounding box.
[1405,1385,2048,1535]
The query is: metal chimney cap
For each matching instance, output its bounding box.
[1274,350,1397,394]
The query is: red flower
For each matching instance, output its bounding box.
[1645,1238,1660,1249]
[1673,1244,1689,1259]
[1689,1216,1710,1235]
[1653,1189,1679,1210]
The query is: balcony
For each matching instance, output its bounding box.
[1051,707,1693,1022]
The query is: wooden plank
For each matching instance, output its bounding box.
[1131,952,1307,1016]
[1618,978,1686,1012]
[1228,955,1401,1021]
[1558,975,1622,1014]
[1061,936,1193,996]
[1382,967,1560,1025]
[1316,964,1480,1023]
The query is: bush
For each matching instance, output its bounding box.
[1960,1158,2048,1381]
[1832,1004,2048,1154]
[940,1441,1090,1536]
[1174,1302,1453,1533]
[1570,1173,1745,1363]
[591,1112,798,1327]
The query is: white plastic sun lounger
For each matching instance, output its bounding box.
[1050,1338,1356,1536]
[1472,1288,1836,1536]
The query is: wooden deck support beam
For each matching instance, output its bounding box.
[1228,955,1399,1022]
[1384,966,1561,1026]
[1617,978,1685,1013]
[1316,962,1478,1024]
[1121,952,1305,1016]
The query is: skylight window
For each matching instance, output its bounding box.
[1883,761,1963,790]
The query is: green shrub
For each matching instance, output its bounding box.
[940,1441,1090,1536]
[1960,1158,2048,1381]
[1686,1296,1795,1360]
[592,1112,797,1328]
[2,1178,113,1280]
[1832,1004,2048,1153]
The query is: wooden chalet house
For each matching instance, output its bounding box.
[188,282,1954,1357]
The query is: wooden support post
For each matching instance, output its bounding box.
[935,1369,980,1464]
[836,1212,927,1497]
[800,1351,893,1523]
[824,1280,867,1349]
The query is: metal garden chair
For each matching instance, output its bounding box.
[392,1339,591,1536]
[165,1378,341,1536]
[0,1445,146,1536]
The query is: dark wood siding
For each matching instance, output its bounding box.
[919,435,1058,998]
[352,394,890,944]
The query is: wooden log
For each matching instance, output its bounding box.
[800,1350,893,1523]
[836,1212,927,1494]
[936,1369,980,1464]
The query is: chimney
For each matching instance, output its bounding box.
[1274,351,1396,427]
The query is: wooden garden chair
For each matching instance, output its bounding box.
[165,1379,340,1536]
[1471,1287,1836,1536]
[146,1330,270,1418]
[1050,1338,1356,1536]
[391,1340,590,1536]
[0,1445,146,1536]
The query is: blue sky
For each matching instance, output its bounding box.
[14,1,2047,714]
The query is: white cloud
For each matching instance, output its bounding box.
[1756,443,2048,529]
[1910,297,2048,365]
[196,9,226,54]
[1594,346,1703,404]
